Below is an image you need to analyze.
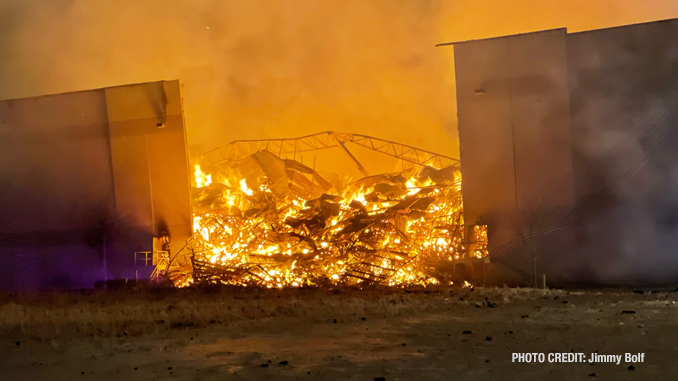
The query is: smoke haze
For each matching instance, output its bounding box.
[1,0,676,157]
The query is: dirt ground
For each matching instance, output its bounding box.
[1,288,676,381]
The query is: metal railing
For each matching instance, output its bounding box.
[134,251,169,282]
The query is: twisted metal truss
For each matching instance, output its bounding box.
[198,131,459,171]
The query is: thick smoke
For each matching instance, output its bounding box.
[0,0,457,165]
[2,1,674,161]
[564,22,678,284]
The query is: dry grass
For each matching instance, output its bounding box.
[0,285,564,341]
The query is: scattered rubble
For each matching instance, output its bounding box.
[167,133,489,288]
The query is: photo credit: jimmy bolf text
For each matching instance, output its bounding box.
[512,353,646,364]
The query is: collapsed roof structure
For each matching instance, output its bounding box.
[165,131,488,287]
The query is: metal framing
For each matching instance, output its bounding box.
[199,131,459,171]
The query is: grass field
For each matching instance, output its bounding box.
[1,286,676,380]
[0,285,561,341]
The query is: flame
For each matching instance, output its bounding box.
[240,179,254,196]
[194,165,212,188]
[186,158,488,288]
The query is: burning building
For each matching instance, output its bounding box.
[6,19,674,291]
[0,77,486,290]
[0,80,192,291]
[174,131,488,288]
[443,18,678,284]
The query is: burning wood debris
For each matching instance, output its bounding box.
[171,132,488,287]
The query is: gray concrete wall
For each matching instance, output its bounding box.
[566,19,678,282]
[0,89,116,289]
[454,36,518,250]
[105,81,193,270]
[0,80,192,290]
[452,18,678,284]
[454,29,576,283]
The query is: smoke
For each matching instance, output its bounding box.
[0,0,457,163]
[565,21,678,284]
[1,1,675,157]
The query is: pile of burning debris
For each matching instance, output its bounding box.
[170,132,487,287]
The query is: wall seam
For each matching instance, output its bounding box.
[506,39,520,230]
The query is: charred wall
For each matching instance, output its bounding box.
[0,80,192,291]
[452,18,678,284]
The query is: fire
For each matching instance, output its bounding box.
[182,138,488,288]
[194,165,211,188]
[239,178,253,196]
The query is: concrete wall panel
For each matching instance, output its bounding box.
[454,38,518,249]
[507,30,574,216]
[106,80,193,259]
[451,19,678,284]
[0,80,192,290]
[454,29,578,284]
[566,19,678,281]
[0,90,116,290]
